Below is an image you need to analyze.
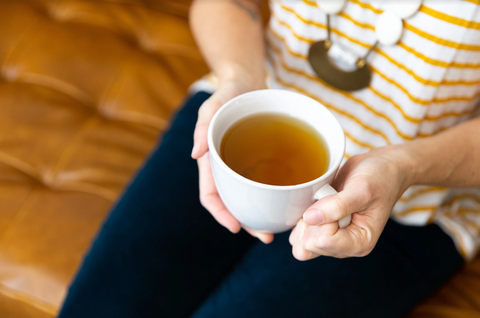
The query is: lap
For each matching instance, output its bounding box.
[59,92,257,318]
[191,220,463,318]
[59,92,463,318]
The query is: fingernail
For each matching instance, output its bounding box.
[191,141,200,157]
[304,208,323,225]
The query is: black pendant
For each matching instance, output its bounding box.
[308,40,371,92]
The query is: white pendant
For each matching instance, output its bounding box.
[327,42,358,72]
[384,0,423,19]
[316,0,347,15]
[375,11,403,46]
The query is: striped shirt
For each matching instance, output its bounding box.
[191,0,480,260]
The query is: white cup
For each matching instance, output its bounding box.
[207,89,351,233]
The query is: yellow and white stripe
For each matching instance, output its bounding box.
[266,0,480,260]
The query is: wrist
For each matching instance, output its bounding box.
[371,144,418,193]
[216,62,266,90]
[395,145,418,191]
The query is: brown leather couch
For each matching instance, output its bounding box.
[0,1,480,317]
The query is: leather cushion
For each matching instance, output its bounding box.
[0,0,207,316]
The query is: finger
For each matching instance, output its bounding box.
[302,219,376,257]
[301,221,339,255]
[291,219,334,261]
[198,153,241,233]
[288,226,296,246]
[303,183,373,226]
[192,97,222,159]
[291,220,312,261]
[243,226,274,244]
[291,220,347,259]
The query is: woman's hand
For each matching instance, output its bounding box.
[289,146,413,260]
[191,75,273,244]
[191,77,263,159]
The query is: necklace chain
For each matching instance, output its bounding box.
[319,0,422,69]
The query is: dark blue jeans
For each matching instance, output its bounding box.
[58,92,464,318]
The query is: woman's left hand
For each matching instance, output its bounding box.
[289,146,413,260]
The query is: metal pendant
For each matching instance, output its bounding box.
[308,40,371,92]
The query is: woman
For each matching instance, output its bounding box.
[58,0,480,317]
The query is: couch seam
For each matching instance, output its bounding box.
[0,283,57,316]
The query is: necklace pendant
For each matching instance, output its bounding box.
[308,40,371,92]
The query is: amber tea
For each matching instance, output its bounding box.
[220,113,329,186]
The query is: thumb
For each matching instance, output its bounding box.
[191,97,222,159]
[303,187,371,225]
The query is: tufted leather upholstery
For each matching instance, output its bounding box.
[0,0,207,316]
[0,1,480,317]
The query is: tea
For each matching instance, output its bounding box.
[220,113,329,186]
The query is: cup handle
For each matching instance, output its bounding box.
[313,184,351,229]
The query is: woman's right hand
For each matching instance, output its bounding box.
[191,75,274,244]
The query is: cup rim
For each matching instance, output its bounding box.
[207,89,346,191]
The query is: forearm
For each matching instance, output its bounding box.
[189,0,266,87]
[395,116,480,188]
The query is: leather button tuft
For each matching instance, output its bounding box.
[40,172,56,189]
[137,34,157,52]
[97,104,114,119]
[47,5,70,21]
[2,66,18,82]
